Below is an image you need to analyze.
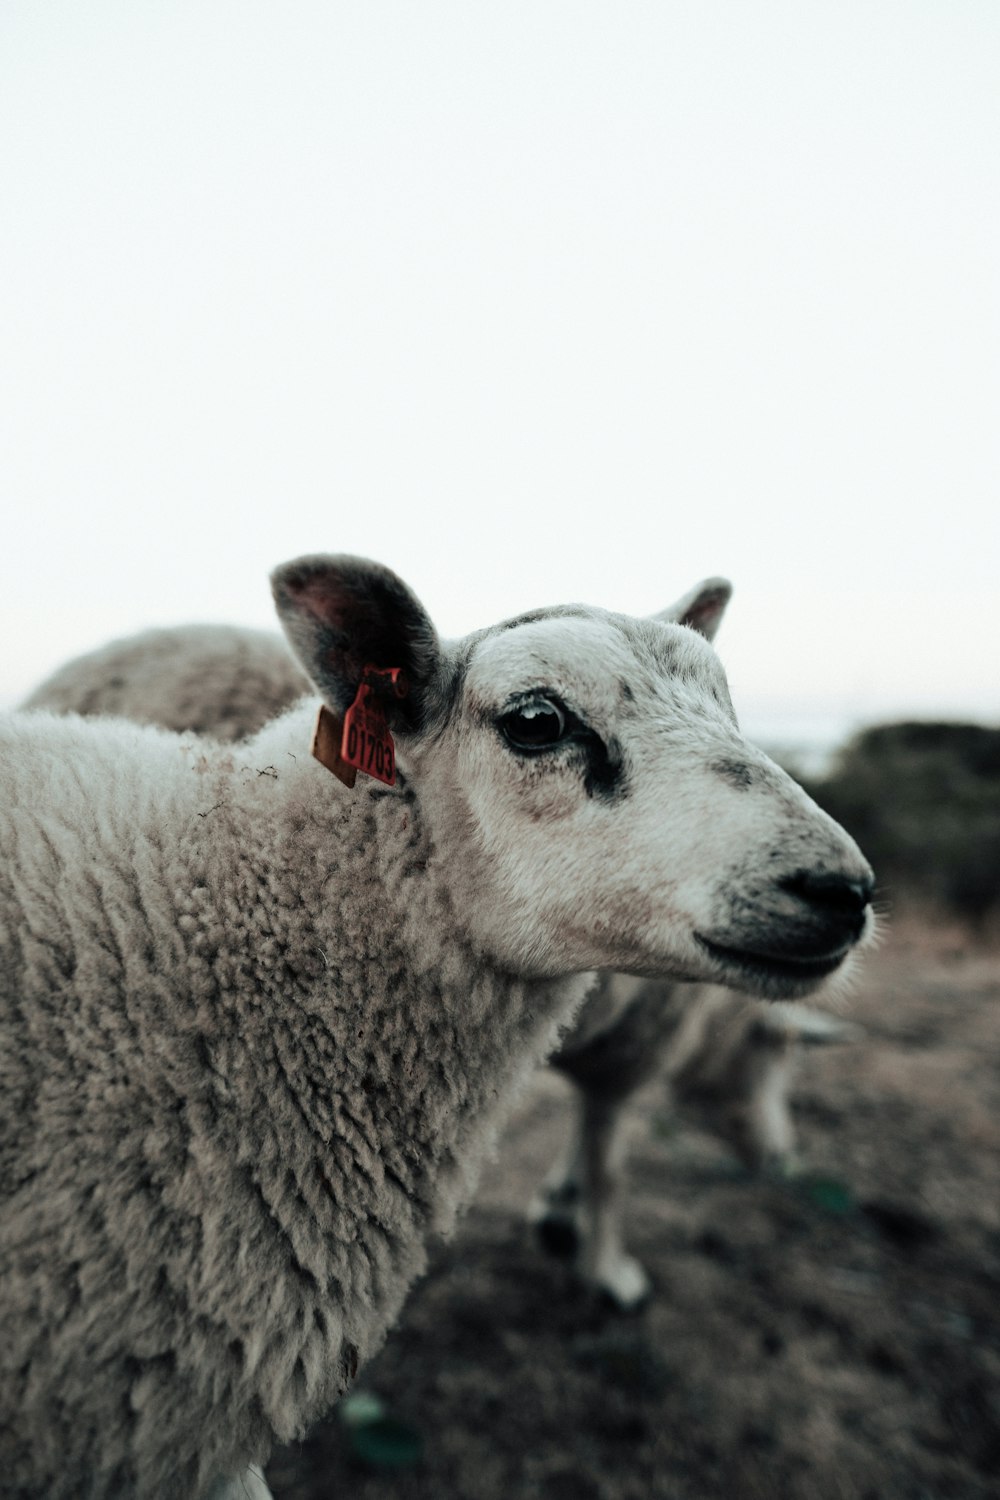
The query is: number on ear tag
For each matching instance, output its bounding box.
[339,665,407,786]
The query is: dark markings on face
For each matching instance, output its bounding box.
[579,734,628,802]
[493,697,629,804]
[458,607,736,805]
[712,758,762,790]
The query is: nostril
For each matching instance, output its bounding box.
[782,869,875,916]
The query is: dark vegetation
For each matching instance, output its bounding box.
[797,721,1000,926]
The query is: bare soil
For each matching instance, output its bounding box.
[268,927,1000,1500]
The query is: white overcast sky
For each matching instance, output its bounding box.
[1,1,997,744]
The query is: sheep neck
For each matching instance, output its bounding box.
[161,703,591,1426]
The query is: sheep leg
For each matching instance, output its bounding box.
[574,1091,652,1310]
[529,1099,589,1260]
[531,1089,651,1311]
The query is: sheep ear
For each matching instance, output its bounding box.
[653,577,732,641]
[271,554,441,733]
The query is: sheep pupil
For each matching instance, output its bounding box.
[501,701,566,751]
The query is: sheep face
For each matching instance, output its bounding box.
[272,555,873,1002]
[410,610,871,997]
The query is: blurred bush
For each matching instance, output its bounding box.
[795,722,1000,927]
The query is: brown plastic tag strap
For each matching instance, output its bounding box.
[311,704,357,788]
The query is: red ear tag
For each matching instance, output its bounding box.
[339,665,406,786]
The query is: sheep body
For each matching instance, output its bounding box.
[0,702,586,1496]
[24,615,861,1314]
[534,975,858,1305]
[22,623,310,742]
[5,558,872,1495]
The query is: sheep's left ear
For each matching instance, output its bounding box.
[653,576,732,641]
[271,554,442,733]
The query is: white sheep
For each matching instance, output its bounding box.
[21,622,311,742]
[531,976,861,1307]
[2,554,874,1498]
[23,584,864,1313]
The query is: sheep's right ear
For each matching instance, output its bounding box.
[271,554,442,733]
[653,577,732,641]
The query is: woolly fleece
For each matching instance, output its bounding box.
[0,704,587,1497]
[22,624,310,743]
[4,561,870,1497]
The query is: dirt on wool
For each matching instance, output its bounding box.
[268,923,1000,1500]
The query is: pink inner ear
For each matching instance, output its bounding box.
[682,591,728,632]
[287,576,347,630]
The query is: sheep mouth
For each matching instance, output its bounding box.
[694,933,851,986]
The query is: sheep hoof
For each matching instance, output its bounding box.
[590,1255,653,1313]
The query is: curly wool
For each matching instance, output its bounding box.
[0,705,588,1498]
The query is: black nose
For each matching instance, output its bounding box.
[781,869,875,919]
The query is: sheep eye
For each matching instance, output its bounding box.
[498,699,568,753]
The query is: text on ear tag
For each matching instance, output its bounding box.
[339,665,407,786]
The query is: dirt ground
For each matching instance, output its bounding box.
[268,925,1000,1500]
